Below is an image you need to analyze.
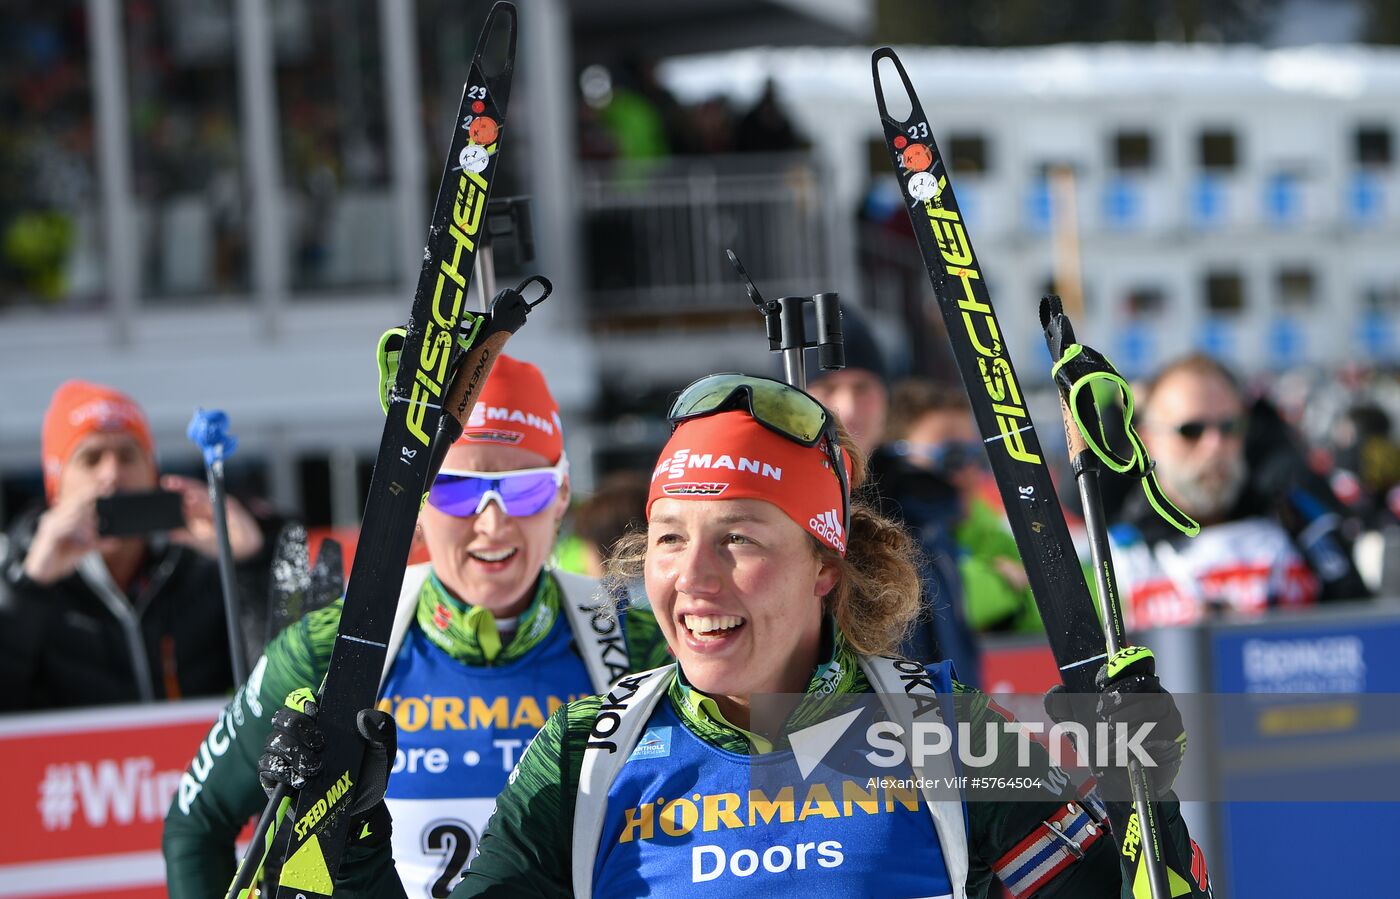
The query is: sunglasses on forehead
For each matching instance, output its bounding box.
[666,373,850,536]
[427,456,568,519]
[1165,417,1246,441]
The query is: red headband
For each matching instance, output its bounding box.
[460,354,564,464]
[647,411,849,554]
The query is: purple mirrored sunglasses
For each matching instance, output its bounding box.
[426,457,568,518]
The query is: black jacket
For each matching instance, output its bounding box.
[0,508,277,712]
[864,447,983,687]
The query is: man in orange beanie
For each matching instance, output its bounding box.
[1,380,274,711]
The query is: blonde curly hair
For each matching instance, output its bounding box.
[604,420,922,657]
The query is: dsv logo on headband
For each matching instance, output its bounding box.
[653,448,783,482]
[809,509,845,550]
[663,482,730,497]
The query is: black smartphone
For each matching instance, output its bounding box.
[96,490,185,537]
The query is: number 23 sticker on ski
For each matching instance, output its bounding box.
[456,91,498,174]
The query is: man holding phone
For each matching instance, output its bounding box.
[0,380,274,711]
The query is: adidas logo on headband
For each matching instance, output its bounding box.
[808,508,846,552]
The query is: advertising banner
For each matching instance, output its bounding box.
[0,700,227,898]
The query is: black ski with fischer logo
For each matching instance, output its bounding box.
[230,6,527,897]
[869,48,1106,694]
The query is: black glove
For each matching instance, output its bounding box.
[1044,646,1186,800]
[258,688,398,824]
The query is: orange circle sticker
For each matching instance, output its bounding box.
[470,116,499,146]
[902,143,933,172]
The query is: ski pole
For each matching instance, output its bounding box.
[225,687,314,899]
[1073,465,1172,899]
[226,784,292,899]
[473,196,534,313]
[1040,295,1201,899]
[188,408,249,685]
[474,242,497,313]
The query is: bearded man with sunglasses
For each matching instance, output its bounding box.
[1108,353,1365,630]
[163,355,670,898]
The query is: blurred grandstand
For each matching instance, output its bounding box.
[3,0,1400,532]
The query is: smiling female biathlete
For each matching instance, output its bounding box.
[162,355,668,898]
[271,373,1210,898]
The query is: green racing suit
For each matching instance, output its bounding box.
[331,626,1210,898]
[161,567,668,897]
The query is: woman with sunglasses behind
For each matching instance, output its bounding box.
[276,373,1210,898]
[162,355,670,898]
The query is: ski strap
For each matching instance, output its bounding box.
[376,274,551,416]
[554,570,632,693]
[1040,297,1199,538]
[572,666,675,899]
[376,322,484,415]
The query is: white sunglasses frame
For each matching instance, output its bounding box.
[432,454,570,517]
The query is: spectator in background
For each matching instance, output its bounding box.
[1328,402,1400,527]
[1109,354,1369,630]
[735,78,805,154]
[0,380,277,711]
[593,57,688,162]
[887,379,1042,635]
[690,96,737,155]
[567,470,651,580]
[558,471,652,610]
[805,311,981,685]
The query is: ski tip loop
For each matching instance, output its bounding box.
[870,47,919,126]
[478,1,518,82]
[187,408,238,464]
[1041,302,1200,539]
